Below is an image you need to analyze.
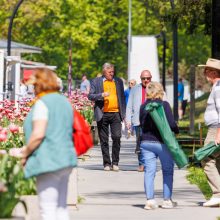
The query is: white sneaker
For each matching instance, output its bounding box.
[161,200,177,209]
[203,198,220,207]
[104,166,111,171]
[144,199,158,210]
[112,165,119,172]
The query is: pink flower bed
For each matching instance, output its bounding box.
[0,91,94,149]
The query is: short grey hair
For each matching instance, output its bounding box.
[102,63,114,73]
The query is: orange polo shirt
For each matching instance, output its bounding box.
[103,80,119,112]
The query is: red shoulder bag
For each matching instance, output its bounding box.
[73,110,94,156]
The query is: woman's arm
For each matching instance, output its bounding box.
[22,120,47,165]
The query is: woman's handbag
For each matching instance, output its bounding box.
[194,141,220,162]
[73,110,94,156]
[145,102,188,168]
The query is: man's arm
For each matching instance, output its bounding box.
[88,78,103,101]
[119,79,126,120]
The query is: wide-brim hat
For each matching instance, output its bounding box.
[198,58,220,70]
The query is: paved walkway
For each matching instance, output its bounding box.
[70,137,220,220]
[15,137,220,220]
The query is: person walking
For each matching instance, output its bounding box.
[21,68,77,220]
[126,70,152,172]
[178,78,184,120]
[140,82,179,210]
[80,74,90,94]
[124,79,136,106]
[88,63,126,171]
[198,58,220,207]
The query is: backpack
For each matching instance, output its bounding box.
[73,110,94,156]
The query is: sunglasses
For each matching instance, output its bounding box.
[141,77,152,81]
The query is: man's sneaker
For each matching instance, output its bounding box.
[112,165,119,171]
[144,199,158,210]
[104,166,111,171]
[161,200,177,209]
[203,197,220,207]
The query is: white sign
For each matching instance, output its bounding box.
[129,36,160,83]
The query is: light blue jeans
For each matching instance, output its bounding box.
[140,141,174,200]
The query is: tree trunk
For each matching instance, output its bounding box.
[212,0,220,59]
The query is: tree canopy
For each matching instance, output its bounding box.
[0,0,211,82]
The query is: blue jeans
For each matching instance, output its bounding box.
[140,141,174,200]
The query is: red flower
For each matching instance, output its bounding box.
[0,133,7,142]
[9,124,19,133]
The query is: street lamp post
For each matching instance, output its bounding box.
[68,39,73,97]
[7,0,24,56]
[128,0,132,80]
[170,0,179,121]
[5,0,24,94]
[161,31,166,91]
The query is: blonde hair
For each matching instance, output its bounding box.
[146,82,164,100]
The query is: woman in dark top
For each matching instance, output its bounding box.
[140,82,179,210]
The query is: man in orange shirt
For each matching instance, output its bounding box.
[88,63,126,171]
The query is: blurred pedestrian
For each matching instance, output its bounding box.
[126,70,152,172]
[19,79,28,99]
[198,58,220,207]
[21,68,77,220]
[88,63,126,171]
[140,82,179,210]
[178,78,184,120]
[124,79,136,106]
[80,74,90,94]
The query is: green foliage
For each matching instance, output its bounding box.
[0,132,24,151]
[0,154,28,218]
[0,0,211,80]
[187,166,212,199]
[80,107,94,125]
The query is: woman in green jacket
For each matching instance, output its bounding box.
[21,68,77,220]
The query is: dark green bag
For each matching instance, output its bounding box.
[194,141,220,162]
[145,102,188,169]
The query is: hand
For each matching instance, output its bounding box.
[21,157,27,167]
[102,92,110,97]
[21,146,29,167]
[126,122,131,130]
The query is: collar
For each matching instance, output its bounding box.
[103,77,115,82]
[28,91,57,107]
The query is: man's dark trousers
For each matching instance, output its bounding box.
[97,112,122,167]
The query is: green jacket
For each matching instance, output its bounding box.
[24,93,77,178]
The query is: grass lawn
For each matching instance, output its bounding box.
[187,166,212,199]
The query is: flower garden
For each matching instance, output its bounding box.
[0,91,94,218]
